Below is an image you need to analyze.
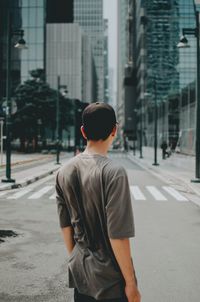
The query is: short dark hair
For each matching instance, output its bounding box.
[82,102,117,141]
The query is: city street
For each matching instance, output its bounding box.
[0,153,200,301]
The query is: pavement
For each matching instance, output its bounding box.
[128,146,200,206]
[0,152,73,191]
[1,147,200,207]
[1,151,200,301]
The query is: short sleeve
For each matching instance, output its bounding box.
[56,172,71,228]
[105,168,135,239]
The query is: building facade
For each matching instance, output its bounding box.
[46,23,82,100]
[20,0,45,83]
[103,19,109,104]
[116,0,136,146]
[74,0,104,101]
[133,0,197,155]
[117,0,129,128]
[0,0,22,102]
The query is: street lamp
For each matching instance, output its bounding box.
[139,99,143,159]
[177,9,200,182]
[2,12,27,183]
[56,75,67,165]
[152,79,159,166]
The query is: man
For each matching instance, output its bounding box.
[56,102,141,302]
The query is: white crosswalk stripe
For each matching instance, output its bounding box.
[162,186,188,201]
[130,186,146,200]
[49,192,56,199]
[0,184,189,203]
[28,186,54,199]
[7,189,32,200]
[0,191,9,197]
[146,186,167,201]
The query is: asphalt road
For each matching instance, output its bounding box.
[0,154,200,302]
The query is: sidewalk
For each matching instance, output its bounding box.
[128,147,200,203]
[0,152,55,169]
[0,152,72,191]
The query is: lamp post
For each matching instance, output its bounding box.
[0,117,4,166]
[56,75,67,165]
[139,99,143,158]
[152,79,159,166]
[2,11,27,183]
[177,10,200,182]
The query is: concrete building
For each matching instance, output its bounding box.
[74,0,104,101]
[82,33,97,103]
[117,0,129,128]
[46,23,82,100]
[116,0,136,146]
[46,23,95,102]
[103,19,109,104]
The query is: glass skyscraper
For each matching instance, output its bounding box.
[20,0,45,83]
[0,0,22,100]
[74,0,104,101]
[134,0,197,154]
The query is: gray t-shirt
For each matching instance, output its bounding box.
[56,153,135,300]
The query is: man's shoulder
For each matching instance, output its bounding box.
[57,155,80,180]
[103,157,126,179]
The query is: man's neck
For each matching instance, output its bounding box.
[84,140,110,156]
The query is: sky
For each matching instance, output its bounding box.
[103,0,117,99]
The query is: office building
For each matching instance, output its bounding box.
[20,0,45,83]
[74,0,104,101]
[117,0,129,127]
[117,0,136,144]
[104,19,109,104]
[133,0,198,154]
[46,23,82,100]
[82,33,97,103]
[0,0,22,101]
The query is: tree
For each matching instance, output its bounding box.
[13,69,73,152]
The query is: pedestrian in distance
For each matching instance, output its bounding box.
[161,140,169,159]
[56,102,141,302]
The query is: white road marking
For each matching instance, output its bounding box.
[0,191,9,197]
[162,186,188,201]
[146,186,167,201]
[49,192,56,199]
[130,186,146,200]
[7,189,32,199]
[28,186,54,199]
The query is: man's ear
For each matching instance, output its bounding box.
[111,125,117,137]
[80,126,87,140]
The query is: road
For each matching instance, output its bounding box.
[0,153,200,302]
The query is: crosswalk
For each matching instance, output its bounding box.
[130,185,188,202]
[0,184,189,202]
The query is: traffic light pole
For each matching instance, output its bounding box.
[152,79,159,166]
[2,11,15,183]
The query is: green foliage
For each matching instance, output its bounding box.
[12,69,73,151]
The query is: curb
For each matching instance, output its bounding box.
[127,154,200,200]
[0,166,59,191]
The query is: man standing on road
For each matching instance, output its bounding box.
[56,103,141,302]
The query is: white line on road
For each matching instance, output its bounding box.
[146,186,167,201]
[28,186,54,199]
[162,186,188,201]
[0,191,9,197]
[130,186,146,200]
[7,189,32,199]
[49,192,56,199]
